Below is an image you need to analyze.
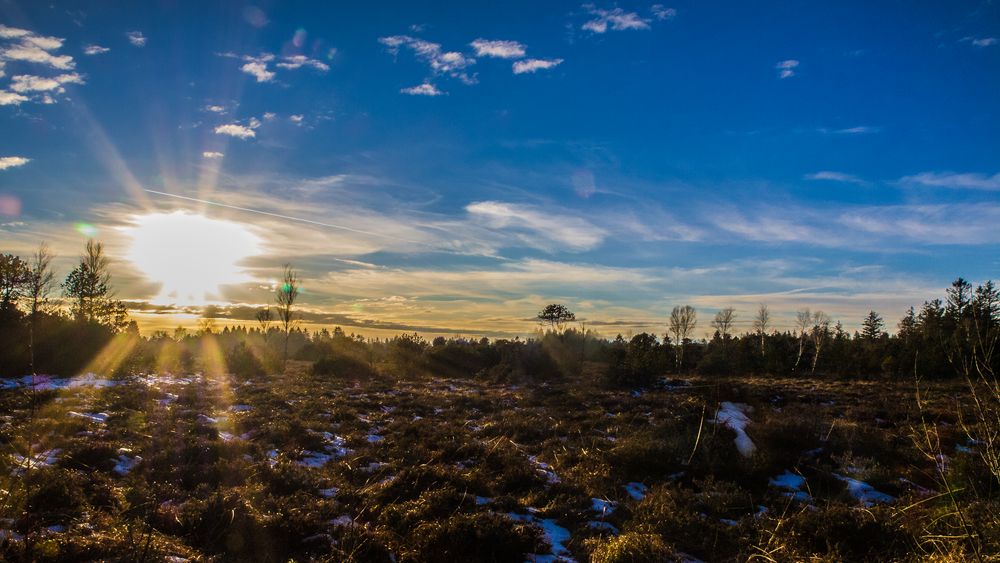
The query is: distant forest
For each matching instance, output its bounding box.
[1,241,997,383]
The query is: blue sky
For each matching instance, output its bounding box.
[0,1,998,337]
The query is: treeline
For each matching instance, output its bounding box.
[1,241,996,383]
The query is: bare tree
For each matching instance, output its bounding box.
[276,264,300,365]
[752,303,770,358]
[810,311,831,374]
[25,244,55,375]
[711,307,737,340]
[793,308,812,371]
[255,306,273,342]
[669,305,697,371]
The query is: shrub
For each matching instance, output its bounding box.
[226,342,265,378]
[312,354,376,379]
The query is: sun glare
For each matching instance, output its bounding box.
[122,211,261,305]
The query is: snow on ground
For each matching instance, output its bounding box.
[769,471,811,502]
[113,451,141,475]
[69,411,110,423]
[833,474,895,506]
[710,402,756,457]
[318,487,338,498]
[10,448,61,472]
[366,433,384,443]
[230,404,253,412]
[591,497,617,517]
[1,373,116,390]
[529,455,561,485]
[624,481,648,501]
[507,512,576,562]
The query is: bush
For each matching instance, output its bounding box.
[312,354,376,379]
[225,342,265,378]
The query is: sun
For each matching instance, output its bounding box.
[122,211,261,305]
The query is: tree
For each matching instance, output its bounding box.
[255,306,273,341]
[0,253,30,312]
[711,307,736,340]
[25,244,55,375]
[752,303,770,357]
[793,309,812,371]
[861,310,885,340]
[898,307,918,345]
[668,305,697,371]
[537,304,575,330]
[276,264,300,365]
[62,240,128,328]
[810,311,830,374]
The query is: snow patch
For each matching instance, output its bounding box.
[833,474,895,506]
[710,402,756,457]
[507,512,575,562]
[624,482,648,501]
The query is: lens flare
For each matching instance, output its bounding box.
[75,222,98,237]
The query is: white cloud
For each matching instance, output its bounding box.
[9,72,84,93]
[0,61,4,79]
[0,91,29,105]
[651,5,677,20]
[83,44,110,55]
[214,124,256,139]
[961,36,997,48]
[275,54,330,72]
[470,39,526,59]
[512,58,563,74]
[202,151,224,159]
[466,201,607,252]
[240,60,275,82]
[582,6,651,33]
[775,59,799,79]
[289,114,304,123]
[0,25,31,39]
[379,35,476,84]
[262,112,276,120]
[0,156,30,170]
[805,171,869,186]
[400,82,444,96]
[0,44,75,70]
[126,31,147,47]
[898,171,1000,191]
[204,104,226,113]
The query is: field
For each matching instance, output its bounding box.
[0,364,996,562]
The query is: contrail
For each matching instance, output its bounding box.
[143,189,421,244]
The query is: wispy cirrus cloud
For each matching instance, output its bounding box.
[960,36,997,48]
[83,44,109,55]
[220,52,330,83]
[466,200,607,252]
[898,171,1000,191]
[202,151,224,159]
[819,125,881,135]
[0,156,30,170]
[513,58,563,74]
[804,171,869,186]
[470,39,526,59]
[379,35,477,85]
[650,5,677,20]
[126,31,146,47]
[581,5,651,33]
[775,59,799,78]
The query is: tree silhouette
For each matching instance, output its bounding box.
[62,240,127,328]
[0,253,30,312]
[537,304,575,330]
[669,305,696,371]
[276,264,300,365]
